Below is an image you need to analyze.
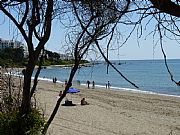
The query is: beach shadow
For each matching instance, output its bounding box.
[61,100,76,106]
[61,103,76,106]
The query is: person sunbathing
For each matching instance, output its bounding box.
[81,98,89,105]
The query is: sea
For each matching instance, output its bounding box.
[34,59,180,97]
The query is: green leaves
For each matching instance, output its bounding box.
[0,108,45,135]
[0,47,25,67]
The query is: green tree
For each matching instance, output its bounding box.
[45,50,60,60]
[13,47,24,63]
[0,47,24,66]
[0,1,53,134]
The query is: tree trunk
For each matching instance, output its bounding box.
[20,62,35,115]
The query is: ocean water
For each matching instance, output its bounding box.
[34,59,180,96]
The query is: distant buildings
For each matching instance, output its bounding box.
[0,38,29,57]
[0,38,74,60]
[59,53,73,60]
[0,38,24,50]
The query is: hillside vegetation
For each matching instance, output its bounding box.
[0,48,89,67]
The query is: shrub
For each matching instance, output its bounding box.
[0,108,45,135]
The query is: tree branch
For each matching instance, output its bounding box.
[157,22,177,84]
[150,0,180,17]
[0,3,28,43]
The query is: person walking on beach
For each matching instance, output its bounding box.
[107,81,111,89]
[92,81,95,89]
[53,77,57,83]
[54,77,57,83]
[87,80,90,89]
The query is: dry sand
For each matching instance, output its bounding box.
[35,80,180,135]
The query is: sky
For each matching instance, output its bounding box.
[0,11,180,61]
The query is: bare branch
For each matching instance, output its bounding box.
[158,19,177,84]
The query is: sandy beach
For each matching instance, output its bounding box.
[35,80,180,135]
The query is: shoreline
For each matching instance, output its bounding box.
[7,63,180,97]
[46,62,94,68]
[36,76,180,98]
[35,80,180,135]
[4,68,180,98]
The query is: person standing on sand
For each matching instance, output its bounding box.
[107,81,111,89]
[54,77,57,83]
[87,80,90,89]
[92,81,95,89]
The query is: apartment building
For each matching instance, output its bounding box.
[59,53,74,60]
[0,38,23,50]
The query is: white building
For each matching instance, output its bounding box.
[0,38,24,50]
[59,53,73,60]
